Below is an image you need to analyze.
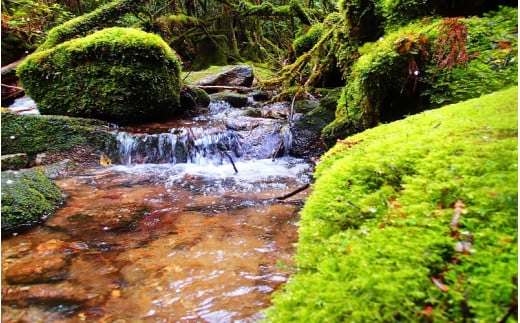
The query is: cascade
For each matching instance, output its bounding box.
[112,101,294,166]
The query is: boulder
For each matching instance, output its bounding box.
[195,65,255,88]
[17,27,183,125]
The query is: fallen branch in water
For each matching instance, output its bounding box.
[224,152,238,173]
[275,183,310,200]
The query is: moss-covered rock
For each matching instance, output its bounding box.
[1,154,29,171]
[323,6,518,145]
[209,91,249,108]
[290,88,341,157]
[1,112,115,160]
[2,169,65,236]
[17,27,183,125]
[266,87,518,321]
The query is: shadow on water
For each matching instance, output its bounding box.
[1,100,314,322]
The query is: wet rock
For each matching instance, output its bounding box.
[4,253,71,284]
[195,65,254,88]
[2,282,90,308]
[210,91,249,108]
[1,168,65,236]
[290,89,341,157]
[1,153,29,171]
[3,239,89,284]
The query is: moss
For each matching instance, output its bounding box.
[1,154,29,171]
[191,35,229,71]
[1,112,115,156]
[2,168,65,236]
[293,24,324,56]
[323,7,518,144]
[209,91,249,108]
[266,87,518,321]
[17,27,183,125]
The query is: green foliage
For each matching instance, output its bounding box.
[1,0,72,63]
[1,112,114,156]
[293,23,324,56]
[266,87,518,321]
[17,27,183,125]
[1,168,64,235]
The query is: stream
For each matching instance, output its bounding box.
[1,99,314,322]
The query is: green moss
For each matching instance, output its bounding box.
[1,112,114,156]
[2,168,64,235]
[1,154,29,171]
[323,7,517,145]
[265,87,518,321]
[17,27,183,125]
[293,24,324,56]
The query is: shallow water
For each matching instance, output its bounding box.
[1,158,312,322]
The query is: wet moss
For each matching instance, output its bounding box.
[2,169,65,236]
[266,87,518,321]
[1,112,115,157]
[17,27,183,125]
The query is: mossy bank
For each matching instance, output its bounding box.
[265,87,517,321]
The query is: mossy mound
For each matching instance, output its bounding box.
[1,112,115,159]
[322,6,518,144]
[2,169,65,236]
[17,27,183,125]
[266,87,518,321]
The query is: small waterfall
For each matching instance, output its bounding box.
[111,101,295,166]
[113,126,242,166]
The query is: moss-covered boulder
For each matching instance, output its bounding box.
[266,87,518,321]
[290,88,340,157]
[17,27,183,125]
[323,6,518,144]
[1,112,115,163]
[2,169,65,236]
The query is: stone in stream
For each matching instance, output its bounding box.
[3,239,88,284]
[1,282,90,308]
[195,65,255,88]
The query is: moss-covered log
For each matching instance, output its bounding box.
[17,27,183,125]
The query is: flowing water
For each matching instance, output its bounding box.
[1,100,313,322]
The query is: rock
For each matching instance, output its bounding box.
[290,89,341,157]
[4,253,71,284]
[2,282,90,308]
[210,91,249,108]
[180,85,211,113]
[1,153,29,170]
[17,27,183,125]
[195,65,255,88]
[1,169,65,236]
